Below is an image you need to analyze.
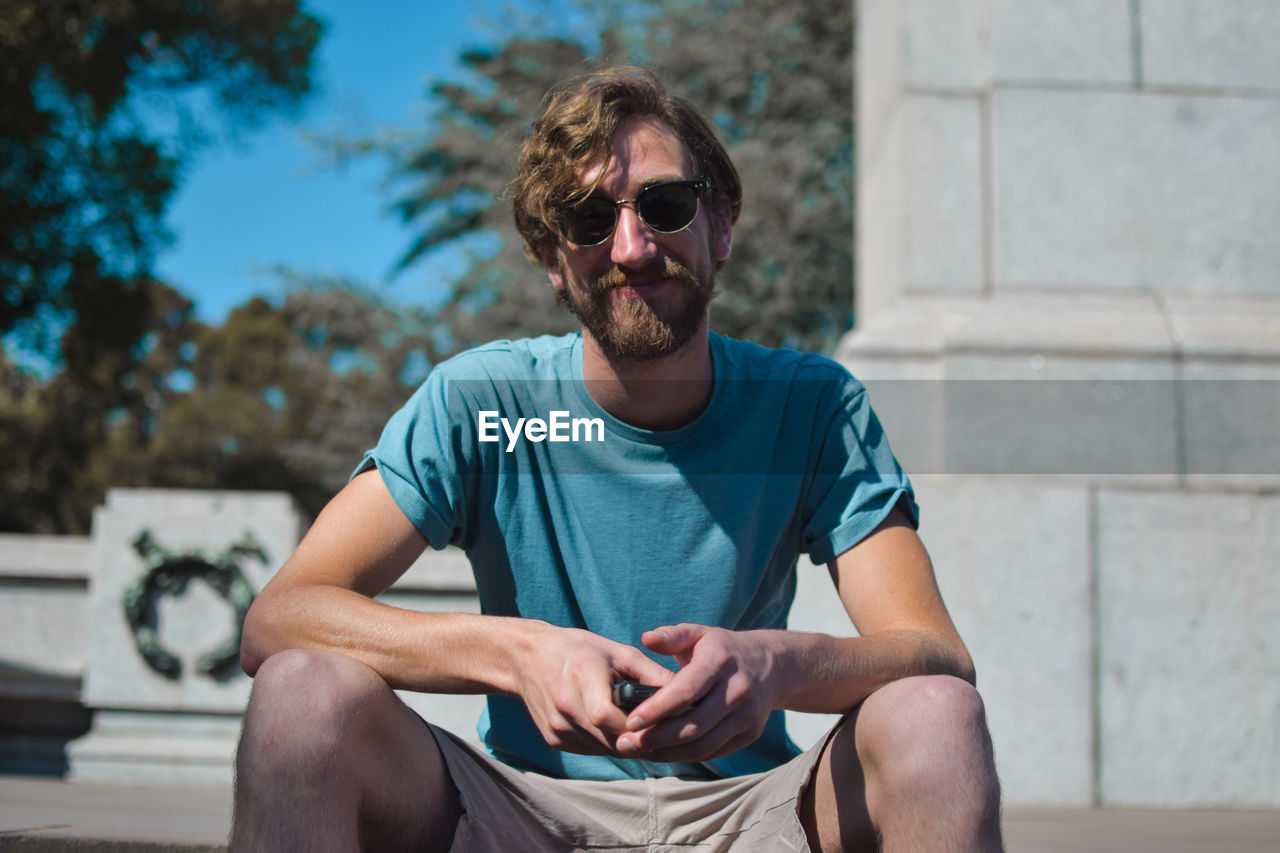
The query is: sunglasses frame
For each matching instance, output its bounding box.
[558,179,712,247]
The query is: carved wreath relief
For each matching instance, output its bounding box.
[123,530,266,681]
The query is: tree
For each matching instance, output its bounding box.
[634,0,855,352]
[130,284,436,519]
[0,275,435,533]
[0,0,325,533]
[0,272,204,532]
[0,0,324,350]
[356,0,853,358]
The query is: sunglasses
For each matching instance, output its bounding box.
[558,179,711,247]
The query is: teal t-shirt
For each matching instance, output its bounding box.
[360,331,916,780]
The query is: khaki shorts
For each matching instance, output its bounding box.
[428,724,833,852]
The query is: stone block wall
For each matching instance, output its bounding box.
[0,536,94,774]
[845,0,1280,807]
[858,0,1280,314]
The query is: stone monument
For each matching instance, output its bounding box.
[68,489,305,786]
[845,0,1280,808]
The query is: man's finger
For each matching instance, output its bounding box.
[640,623,706,660]
[624,664,720,732]
[579,661,629,733]
[622,706,758,763]
[585,644,675,732]
[621,697,717,751]
[616,646,678,687]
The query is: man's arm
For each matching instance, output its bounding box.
[241,469,674,755]
[614,502,973,761]
[790,500,974,708]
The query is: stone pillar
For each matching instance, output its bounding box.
[68,490,305,786]
[846,0,1280,807]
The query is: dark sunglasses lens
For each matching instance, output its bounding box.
[637,184,700,233]
[561,182,703,245]
[564,199,617,245]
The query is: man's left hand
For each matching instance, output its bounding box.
[614,623,785,762]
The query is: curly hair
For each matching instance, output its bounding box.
[511,65,742,265]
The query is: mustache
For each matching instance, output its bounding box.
[591,257,700,294]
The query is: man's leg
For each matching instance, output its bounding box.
[798,675,1003,853]
[230,648,462,852]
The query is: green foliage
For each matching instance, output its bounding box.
[376,37,595,352]
[1,278,433,532]
[640,0,855,352]
[1,0,325,532]
[136,285,435,520]
[375,0,854,356]
[0,0,323,347]
[0,273,204,532]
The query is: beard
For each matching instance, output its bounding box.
[558,255,717,361]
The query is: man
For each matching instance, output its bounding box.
[231,66,1002,852]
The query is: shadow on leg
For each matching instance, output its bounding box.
[799,714,876,853]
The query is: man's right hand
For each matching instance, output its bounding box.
[513,623,675,756]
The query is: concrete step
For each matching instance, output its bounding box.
[0,775,229,852]
[0,840,220,852]
[4,774,1280,852]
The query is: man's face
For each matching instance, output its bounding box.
[544,117,733,361]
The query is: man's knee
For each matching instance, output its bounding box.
[235,649,461,849]
[860,675,987,742]
[854,675,997,793]
[238,649,392,774]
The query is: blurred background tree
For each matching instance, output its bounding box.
[349,0,853,356]
[1,0,324,531]
[1,0,323,350]
[1,0,854,533]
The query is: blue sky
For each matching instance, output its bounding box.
[156,1,512,323]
